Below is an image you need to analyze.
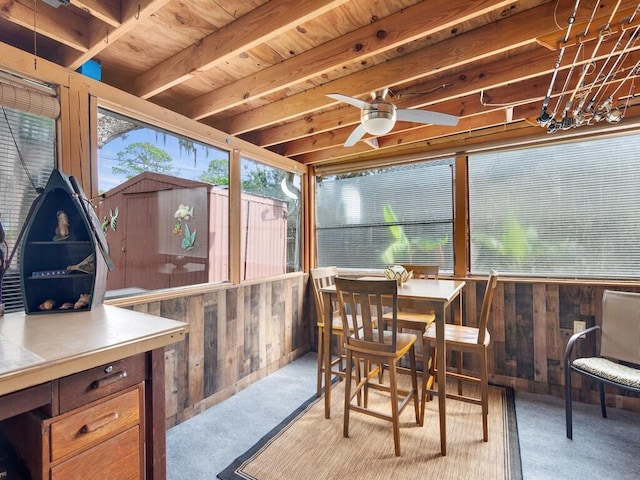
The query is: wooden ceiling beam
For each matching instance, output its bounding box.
[305,121,545,170]
[61,0,172,70]
[130,0,349,100]
[278,49,640,159]
[300,98,640,168]
[216,1,581,136]
[246,47,561,149]
[0,0,89,51]
[536,5,640,50]
[292,110,511,164]
[247,36,640,153]
[70,0,121,27]
[180,0,513,120]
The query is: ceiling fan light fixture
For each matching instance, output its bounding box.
[362,102,396,135]
[362,116,394,135]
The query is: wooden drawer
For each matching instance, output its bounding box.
[50,385,141,462]
[58,353,146,413]
[51,427,141,480]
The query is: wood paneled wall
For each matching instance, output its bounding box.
[462,278,640,413]
[114,273,311,428]
[113,274,640,430]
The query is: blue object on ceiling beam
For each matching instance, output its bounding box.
[76,60,102,81]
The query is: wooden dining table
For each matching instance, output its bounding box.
[320,276,466,456]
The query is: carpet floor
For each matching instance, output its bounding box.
[167,353,640,480]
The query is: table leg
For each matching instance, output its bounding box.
[456,294,463,396]
[323,291,333,419]
[437,303,447,456]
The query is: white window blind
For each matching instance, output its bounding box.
[469,134,640,278]
[316,160,454,270]
[0,105,56,312]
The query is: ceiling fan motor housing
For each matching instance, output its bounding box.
[362,101,396,135]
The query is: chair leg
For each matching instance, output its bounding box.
[364,359,371,408]
[343,351,353,439]
[409,345,420,424]
[480,347,489,442]
[355,355,363,406]
[420,338,435,426]
[388,360,401,457]
[338,332,346,374]
[565,365,573,439]
[599,382,607,419]
[316,325,324,397]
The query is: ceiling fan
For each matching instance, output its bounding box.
[326,88,459,147]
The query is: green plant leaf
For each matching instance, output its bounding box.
[383,204,406,242]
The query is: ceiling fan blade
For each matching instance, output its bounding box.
[326,93,370,110]
[363,137,379,149]
[396,108,459,126]
[344,123,367,147]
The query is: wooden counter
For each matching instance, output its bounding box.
[0,304,188,480]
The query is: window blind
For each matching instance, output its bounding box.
[0,72,60,119]
[0,105,56,312]
[468,133,640,278]
[316,160,454,270]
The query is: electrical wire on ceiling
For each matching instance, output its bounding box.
[536,0,640,133]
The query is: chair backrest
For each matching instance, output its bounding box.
[403,264,439,279]
[334,277,398,354]
[477,270,499,345]
[310,266,339,323]
[601,290,640,365]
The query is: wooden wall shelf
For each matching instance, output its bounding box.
[19,170,112,315]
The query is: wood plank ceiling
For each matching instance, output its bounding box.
[2,0,640,171]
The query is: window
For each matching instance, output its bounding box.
[0,107,56,312]
[468,134,640,278]
[315,160,454,270]
[240,157,302,280]
[97,108,230,294]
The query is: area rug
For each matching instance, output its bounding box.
[218,378,522,480]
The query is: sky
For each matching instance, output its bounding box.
[98,128,227,193]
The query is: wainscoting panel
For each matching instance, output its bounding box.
[461,279,640,413]
[119,274,310,428]
[116,274,640,429]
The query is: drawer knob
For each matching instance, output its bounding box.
[80,411,119,434]
[91,370,128,389]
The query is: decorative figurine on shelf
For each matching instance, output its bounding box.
[38,299,56,310]
[74,293,91,309]
[53,210,70,241]
[67,254,95,274]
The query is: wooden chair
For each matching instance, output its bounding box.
[382,264,438,372]
[334,277,420,457]
[422,270,498,441]
[565,289,640,439]
[310,266,345,397]
[404,264,440,280]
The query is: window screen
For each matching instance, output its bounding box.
[469,134,640,278]
[240,157,302,280]
[316,160,454,270]
[97,108,231,292]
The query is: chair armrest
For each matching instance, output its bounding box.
[565,325,600,368]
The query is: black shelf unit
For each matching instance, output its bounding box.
[20,170,112,314]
